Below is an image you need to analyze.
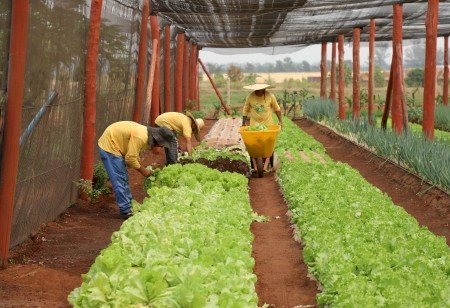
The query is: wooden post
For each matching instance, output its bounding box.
[423,0,439,139]
[392,3,404,134]
[353,28,361,119]
[320,42,327,98]
[338,35,346,119]
[81,0,103,182]
[174,33,184,112]
[444,36,449,106]
[381,55,394,130]
[368,19,375,125]
[0,0,29,269]
[196,47,201,108]
[183,39,190,110]
[143,39,158,125]
[189,44,198,104]
[150,15,160,125]
[164,24,171,113]
[198,58,232,115]
[132,0,148,122]
[330,41,336,101]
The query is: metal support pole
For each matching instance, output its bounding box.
[174,33,184,112]
[392,3,404,134]
[338,35,346,119]
[368,19,375,125]
[444,36,449,106]
[132,0,148,123]
[198,58,232,115]
[320,42,327,98]
[150,15,160,125]
[353,28,361,119]
[81,0,103,182]
[423,0,439,139]
[164,24,171,113]
[0,0,29,269]
[330,41,336,101]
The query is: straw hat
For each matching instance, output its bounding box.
[243,76,274,91]
[186,111,205,141]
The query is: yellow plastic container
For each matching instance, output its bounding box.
[239,125,281,158]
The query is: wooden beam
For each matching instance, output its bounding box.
[353,28,361,119]
[143,39,158,125]
[132,0,148,122]
[0,0,30,269]
[391,3,404,134]
[198,58,232,115]
[330,41,336,101]
[183,39,190,110]
[164,24,171,113]
[320,42,327,98]
[174,33,184,112]
[338,35,346,119]
[150,15,160,125]
[81,0,103,182]
[368,19,375,125]
[381,55,394,130]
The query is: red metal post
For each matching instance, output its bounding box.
[330,41,336,101]
[189,44,198,103]
[174,33,184,112]
[196,47,201,108]
[132,0,149,122]
[183,40,190,110]
[164,25,171,113]
[423,0,439,139]
[150,15,160,125]
[392,3,404,134]
[338,35,346,119]
[368,19,375,125]
[81,0,103,182]
[0,0,29,269]
[353,28,361,119]
[320,42,327,98]
[444,36,449,106]
[198,58,232,115]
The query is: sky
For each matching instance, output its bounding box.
[199,38,447,66]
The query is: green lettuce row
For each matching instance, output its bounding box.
[275,118,450,307]
[69,164,258,307]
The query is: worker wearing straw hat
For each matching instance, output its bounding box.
[155,111,205,163]
[242,76,283,127]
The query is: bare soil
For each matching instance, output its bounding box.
[295,117,450,245]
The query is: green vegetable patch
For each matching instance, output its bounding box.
[275,117,450,307]
[69,164,258,307]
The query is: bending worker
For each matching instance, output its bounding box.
[242,77,283,127]
[98,121,177,218]
[155,111,205,164]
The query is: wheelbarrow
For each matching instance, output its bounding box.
[239,125,281,178]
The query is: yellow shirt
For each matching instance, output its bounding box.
[242,91,281,126]
[155,112,192,138]
[98,121,148,169]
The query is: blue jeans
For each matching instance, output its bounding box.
[99,147,132,214]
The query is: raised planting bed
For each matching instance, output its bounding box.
[69,164,258,307]
[274,118,450,306]
[179,144,250,176]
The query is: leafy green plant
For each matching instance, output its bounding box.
[69,164,258,307]
[303,98,337,122]
[76,163,110,203]
[405,68,424,87]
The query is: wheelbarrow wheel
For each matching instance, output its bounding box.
[256,157,264,178]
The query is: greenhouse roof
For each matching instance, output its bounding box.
[151,1,450,48]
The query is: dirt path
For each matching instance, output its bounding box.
[250,172,317,307]
[295,118,450,245]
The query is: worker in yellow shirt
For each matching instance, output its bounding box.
[242,77,283,127]
[155,111,205,163]
[98,121,177,218]
[242,77,282,171]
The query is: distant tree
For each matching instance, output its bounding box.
[227,64,243,82]
[374,65,386,87]
[283,57,294,71]
[301,60,311,72]
[243,73,257,84]
[405,68,424,87]
[206,63,225,74]
[245,62,256,73]
[374,44,390,69]
[213,73,226,87]
[404,41,425,68]
[275,60,284,72]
